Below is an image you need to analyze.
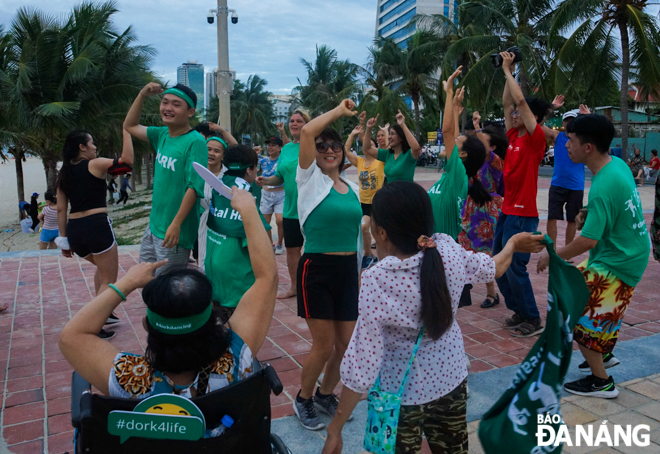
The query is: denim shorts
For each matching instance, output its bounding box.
[39,228,59,244]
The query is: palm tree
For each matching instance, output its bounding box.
[550,0,660,159]
[377,31,444,139]
[359,43,411,125]
[231,75,276,144]
[295,45,360,135]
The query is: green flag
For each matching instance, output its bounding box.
[478,235,589,453]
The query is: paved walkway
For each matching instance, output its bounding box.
[0,172,658,452]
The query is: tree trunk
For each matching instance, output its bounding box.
[46,156,58,193]
[413,93,421,140]
[519,66,529,97]
[619,20,630,161]
[14,147,25,221]
[134,154,143,186]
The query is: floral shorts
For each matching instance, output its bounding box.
[573,262,635,354]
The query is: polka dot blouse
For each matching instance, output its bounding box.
[340,233,495,405]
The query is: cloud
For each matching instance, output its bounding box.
[0,0,378,94]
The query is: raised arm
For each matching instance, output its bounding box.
[357,111,366,144]
[396,109,421,159]
[502,68,514,131]
[344,125,362,167]
[501,52,537,135]
[59,260,167,395]
[227,188,278,354]
[277,122,291,145]
[299,99,357,169]
[123,82,164,142]
[362,114,380,159]
[473,111,491,162]
[442,67,463,160]
[209,122,239,147]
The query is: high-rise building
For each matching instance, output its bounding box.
[269,95,294,123]
[205,70,217,110]
[176,61,205,111]
[375,0,457,48]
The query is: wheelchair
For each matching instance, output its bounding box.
[70,360,291,453]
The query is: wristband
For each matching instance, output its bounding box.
[476,129,483,134]
[55,237,70,250]
[108,283,127,301]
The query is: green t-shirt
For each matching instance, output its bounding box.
[377,148,417,182]
[275,142,300,219]
[581,157,650,287]
[303,187,362,254]
[427,146,468,240]
[147,126,207,250]
[205,175,271,307]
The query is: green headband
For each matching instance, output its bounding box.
[147,303,212,335]
[226,162,252,170]
[206,136,228,149]
[163,88,195,109]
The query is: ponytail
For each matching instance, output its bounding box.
[468,177,493,207]
[57,130,91,196]
[371,181,453,340]
[419,246,454,340]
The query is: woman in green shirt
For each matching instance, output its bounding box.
[292,99,362,431]
[362,109,421,182]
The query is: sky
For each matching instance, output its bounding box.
[0,0,378,95]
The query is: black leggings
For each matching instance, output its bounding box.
[117,190,129,204]
[30,215,39,231]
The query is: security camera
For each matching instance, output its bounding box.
[231,12,238,24]
[207,11,215,24]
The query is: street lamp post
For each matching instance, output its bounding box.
[208,0,237,133]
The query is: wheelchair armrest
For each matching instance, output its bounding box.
[264,364,283,396]
[71,371,92,428]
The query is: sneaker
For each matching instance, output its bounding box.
[315,390,353,421]
[105,313,121,325]
[98,329,116,340]
[361,256,373,269]
[293,391,325,430]
[275,244,284,255]
[578,353,620,373]
[564,375,619,398]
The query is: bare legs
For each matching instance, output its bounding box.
[548,219,577,248]
[278,246,301,299]
[579,344,608,379]
[300,318,357,399]
[361,215,372,257]
[83,243,119,296]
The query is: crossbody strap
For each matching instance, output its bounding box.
[397,327,425,395]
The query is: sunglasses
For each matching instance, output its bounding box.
[315,141,344,153]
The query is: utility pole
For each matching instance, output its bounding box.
[214,0,234,132]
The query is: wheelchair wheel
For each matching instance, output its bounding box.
[270,433,292,454]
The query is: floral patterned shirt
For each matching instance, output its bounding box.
[108,329,254,399]
[340,233,495,405]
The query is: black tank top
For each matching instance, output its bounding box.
[67,160,108,213]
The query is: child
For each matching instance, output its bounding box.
[38,192,59,249]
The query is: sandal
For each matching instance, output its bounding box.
[503,313,525,329]
[511,319,545,338]
[481,294,500,309]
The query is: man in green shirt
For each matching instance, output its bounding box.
[204,145,271,323]
[124,83,207,275]
[537,114,650,398]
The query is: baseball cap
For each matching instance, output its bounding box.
[32,192,39,197]
[265,137,283,147]
[562,109,579,121]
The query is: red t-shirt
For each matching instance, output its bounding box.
[503,125,546,217]
[650,156,660,170]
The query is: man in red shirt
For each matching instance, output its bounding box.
[493,51,552,338]
[648,149,659,180]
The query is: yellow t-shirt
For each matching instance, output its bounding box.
[356,156,385,204]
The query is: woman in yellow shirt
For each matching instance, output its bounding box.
[345,125,385,268]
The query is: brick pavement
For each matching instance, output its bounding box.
[0,208,658,452]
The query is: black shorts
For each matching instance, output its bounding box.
[297,253,359,321]
[361,203,371,217]
[67,213,116,258]
[282,217,304,248]
[548,186,584,222]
